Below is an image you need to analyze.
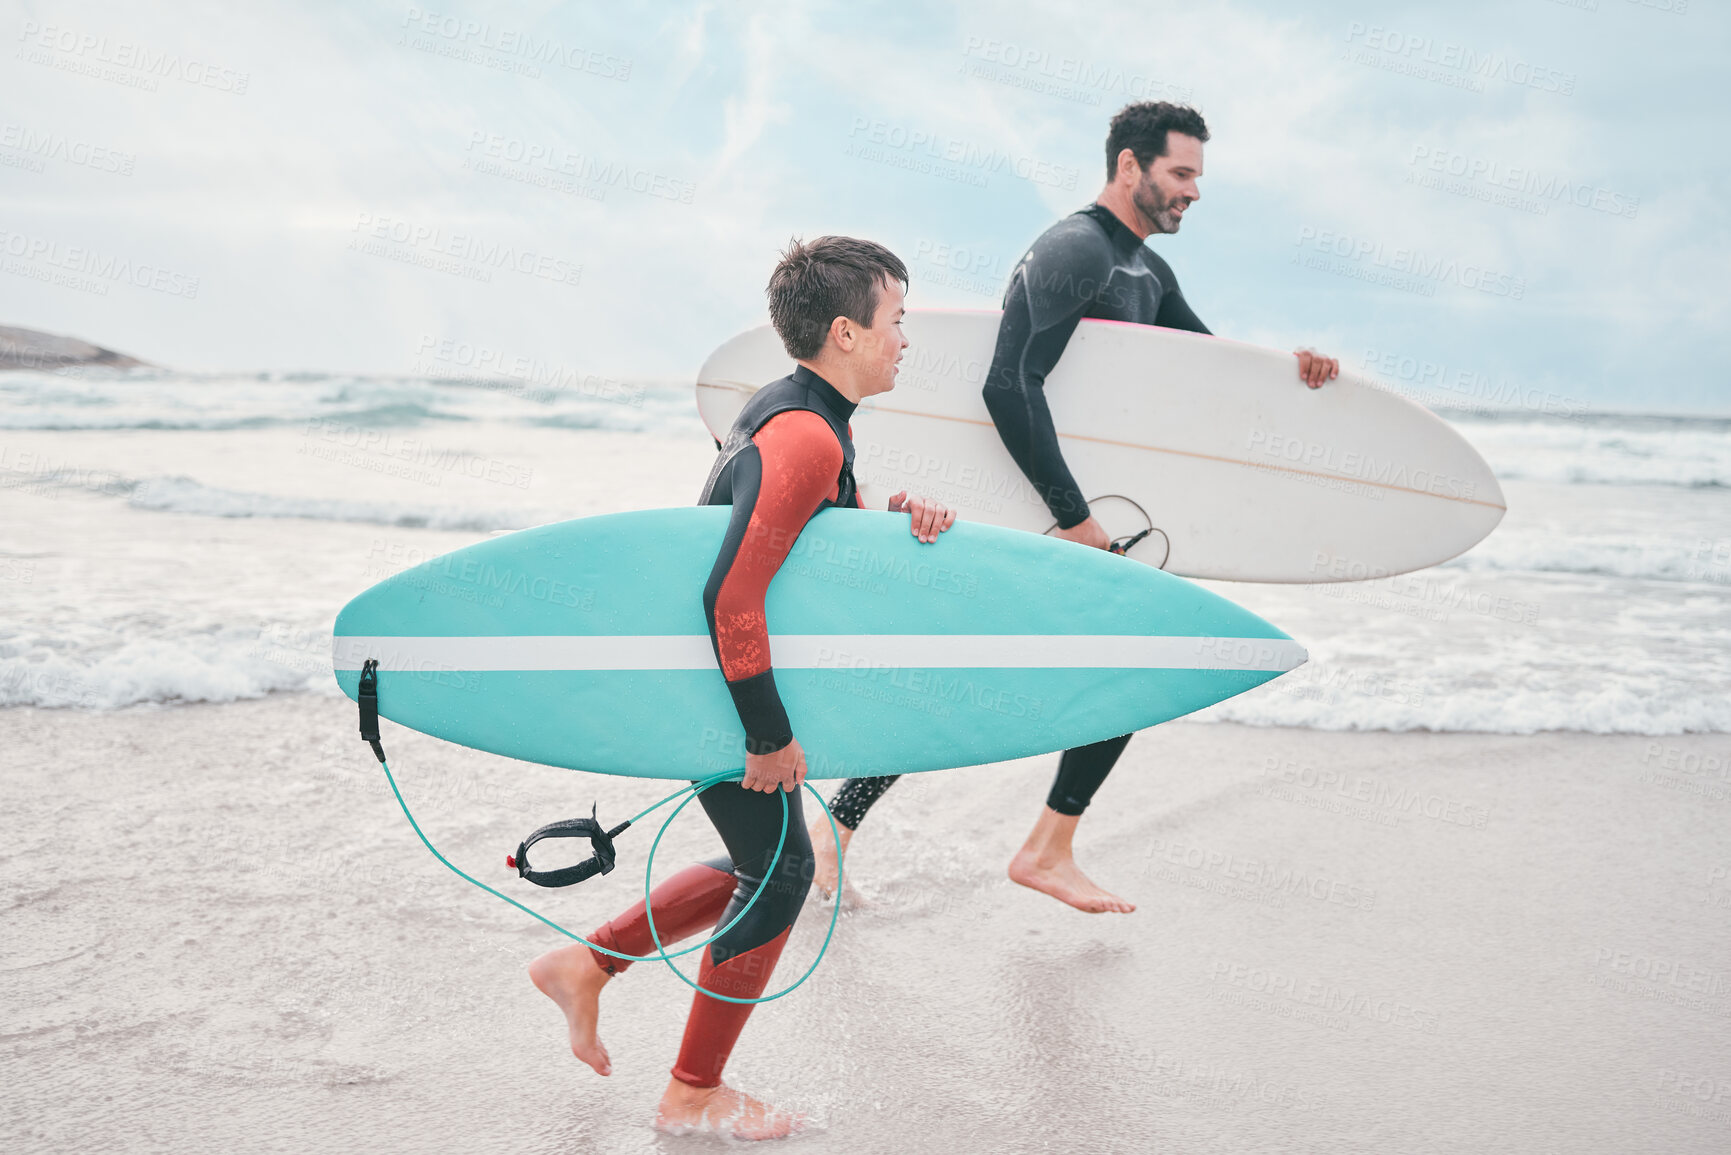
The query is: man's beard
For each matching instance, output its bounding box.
[1133,176,1187,234]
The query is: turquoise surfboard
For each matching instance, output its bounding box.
[332,508,1306,781]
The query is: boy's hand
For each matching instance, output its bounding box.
[743,737,807,793]
[888,491,958,543]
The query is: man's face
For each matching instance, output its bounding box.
[852,277,907,398]
[1131,132,1204,234]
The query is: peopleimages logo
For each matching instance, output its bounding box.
[398,7,631,80]
[1260,756,1491,829]
[958,37,1194,107]
[0,227,200,298]
[1144,837,1378,911]
[909,239,1010,298]
[845,118,1080,191]
[1408,145,1639,219]
[16,20,251,94]
[1342,22,1577,95]
[0,123,135,175]
[412,336,644,408]
[463,132,695,204]
[348,213,581,287]
[299,419,535,489]
[1294,227,1525,300]
[1209,960,1440,1032]
[1360,348,1586,419]
[1245,428,1480,500]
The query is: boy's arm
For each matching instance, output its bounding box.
[702,410,841,776]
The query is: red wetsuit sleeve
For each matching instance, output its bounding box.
[704,410,843,752]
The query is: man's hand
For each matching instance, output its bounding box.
[1294,348,1340,389]
[888,491,958,543]
[743,737,807,793]
[1054,516,1110,550]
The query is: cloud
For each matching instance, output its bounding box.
[0,0,1724,411]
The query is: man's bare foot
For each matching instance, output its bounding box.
[1008,848,1136,913]
[654,1078,806,1140]
[1007,807,1136,914]
[527,943,613,1075]
[807,816,854,900]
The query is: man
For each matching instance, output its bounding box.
[526,237,955,1140]
[813,102,1339,914]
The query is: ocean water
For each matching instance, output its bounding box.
[2,367,1727,734]
[6,369,1731,1155]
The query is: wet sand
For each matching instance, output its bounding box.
[4,696,1729,1153]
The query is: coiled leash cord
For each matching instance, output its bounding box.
[356,659,844,1005]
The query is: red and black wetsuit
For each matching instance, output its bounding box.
[582,365,857,1089]
[826,203,1212,831]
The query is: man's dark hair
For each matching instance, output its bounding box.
[1105,102,1210,181]
[767,236,909,360]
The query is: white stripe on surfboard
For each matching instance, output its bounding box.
[333,634,1307,673]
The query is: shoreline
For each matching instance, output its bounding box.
[5,695,1729,1152]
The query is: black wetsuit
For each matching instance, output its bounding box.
[585,366,858,1088]
[828,204,1210,829]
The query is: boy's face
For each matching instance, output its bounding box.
[850,277,907,398]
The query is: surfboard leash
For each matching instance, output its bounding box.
[355,658,845,1005]
[1041,493,1172,568]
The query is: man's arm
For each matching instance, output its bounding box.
[980,236,1111,531]
[1154,281,1211,335]
[702,410,840,790]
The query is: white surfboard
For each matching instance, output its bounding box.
[696,310,1504,583]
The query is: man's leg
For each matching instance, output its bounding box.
[529,856,737,1075]
[657,782,814,1139]
[807,774,900,897]
[1008,734,1137,914]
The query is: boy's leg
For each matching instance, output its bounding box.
[587,856,737,975]
[656,782,812,1138]
[670,782,813,1085]
[530,855,738,1076]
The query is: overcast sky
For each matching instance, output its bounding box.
[2,0,1725,413]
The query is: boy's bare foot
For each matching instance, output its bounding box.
[527,943,613,1075]
[653,1078,805,1140]
[807,816,854,899]
[1007,806,1136,914]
